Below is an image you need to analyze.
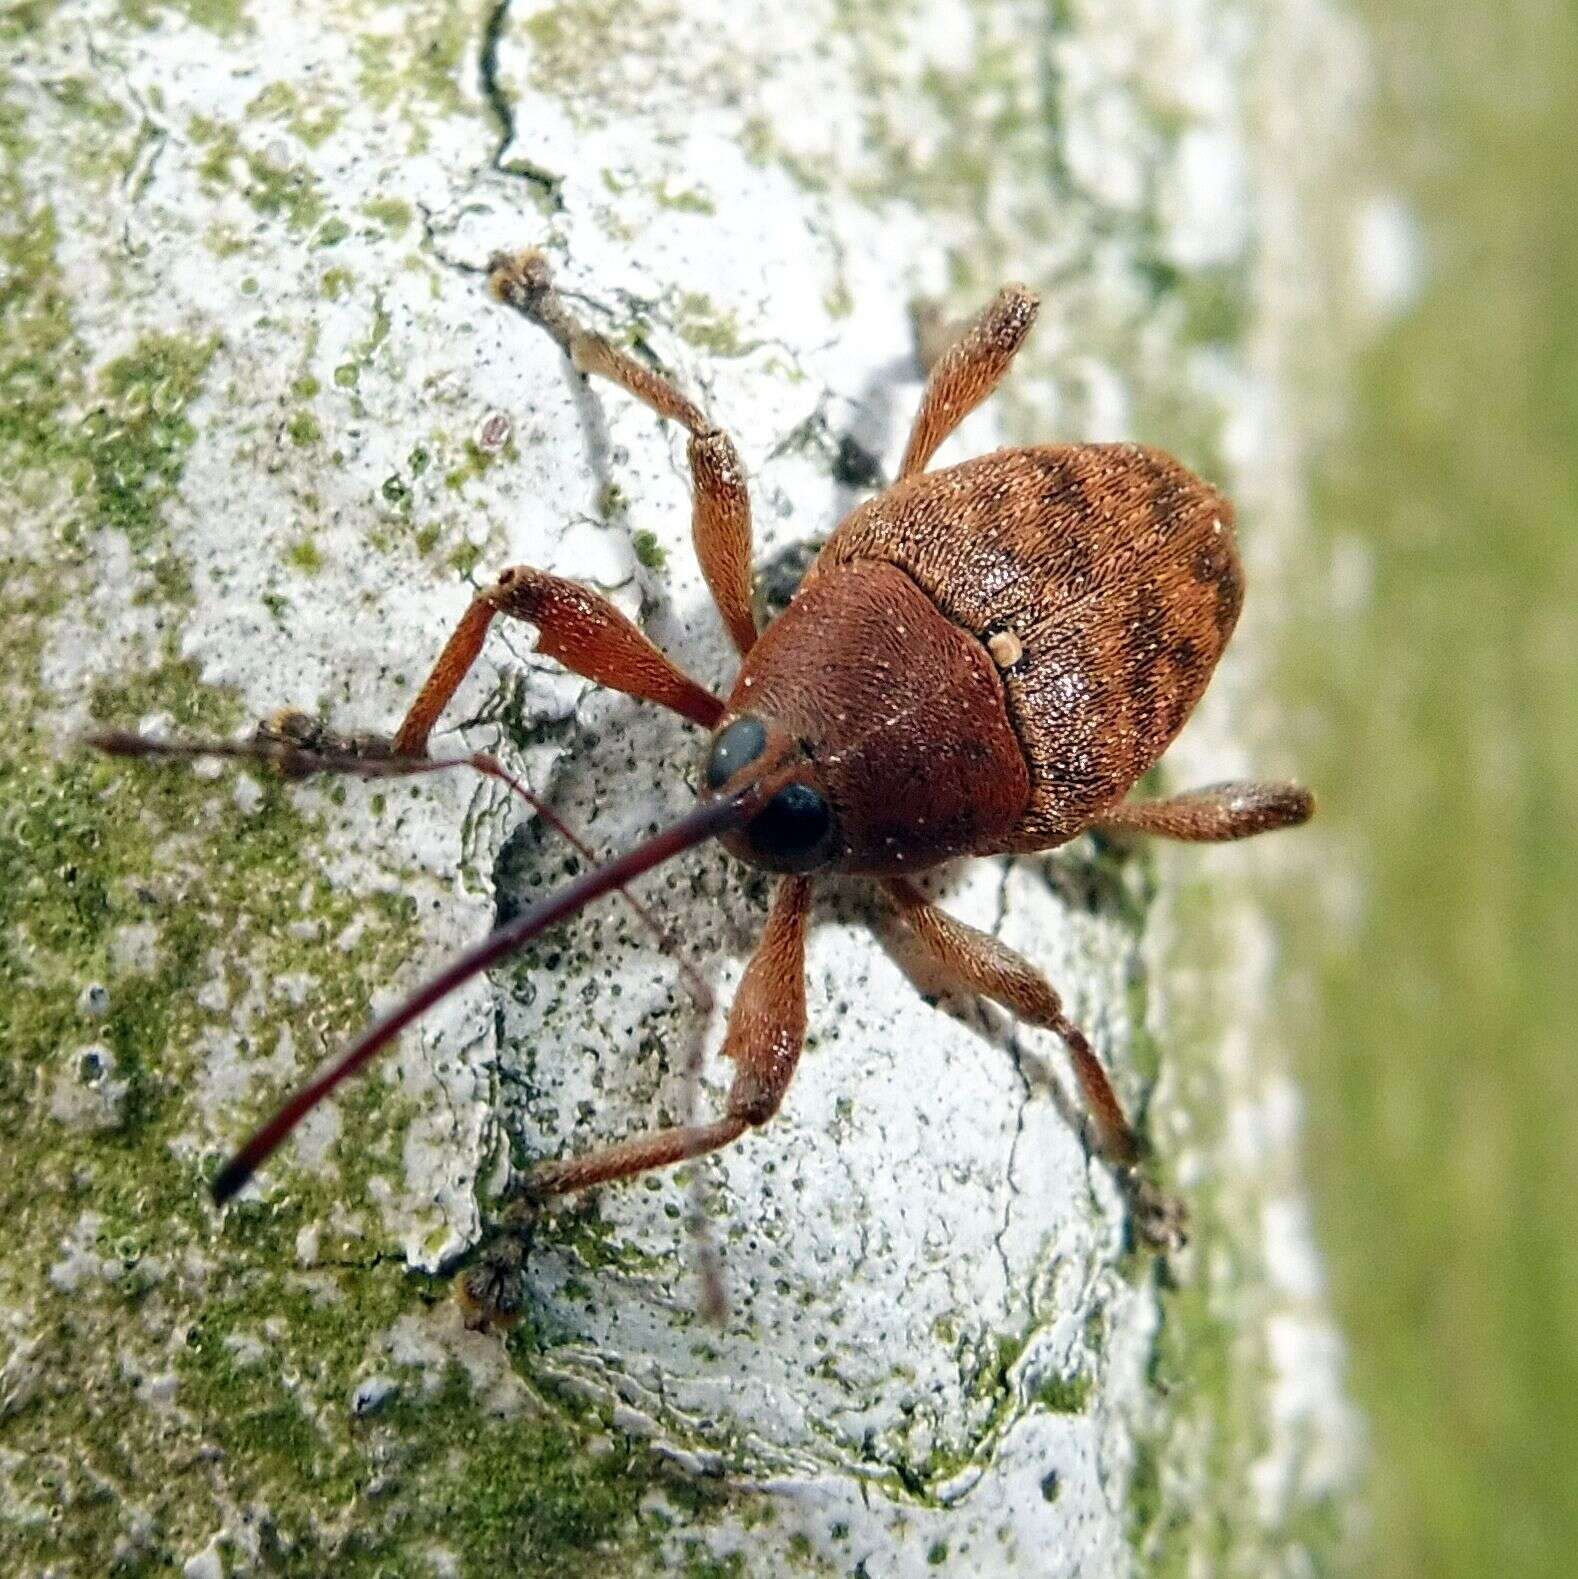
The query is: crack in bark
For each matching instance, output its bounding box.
[315,1249,410,1274]
[478,0,565,208]
[988,864,1034,1295]
[81,30,168,218]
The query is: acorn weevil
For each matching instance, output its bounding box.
[96,249,1314,1283]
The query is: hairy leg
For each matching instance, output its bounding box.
[458,877,813,1328]
[522,874,812,1197]
[883,878,1184,1246]
[1093,781,1314,842]
[393,564,724,756]
[885,877,1138,1163]
[900,284,1039,478]
[489,248,759,657]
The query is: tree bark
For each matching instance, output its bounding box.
[2,1,1365,1572]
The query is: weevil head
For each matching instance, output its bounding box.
[701,712,838,875]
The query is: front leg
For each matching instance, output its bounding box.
[520,874,812,1198]
[393,564,725,756]
[457,876,811,1327]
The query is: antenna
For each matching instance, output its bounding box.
[87,730,715,1009]
[88,729,755,1201]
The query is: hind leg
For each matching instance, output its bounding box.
[900,284,1040,478]
[1093,781,1314,842]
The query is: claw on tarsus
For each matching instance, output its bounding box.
[1120,1170,1189,1253]
[454,1201,540,1333]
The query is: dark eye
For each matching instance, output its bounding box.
[747,783,833,869]
[706,714,767,788]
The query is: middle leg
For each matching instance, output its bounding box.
[489,248,759,658]
[884,877,1140,1166]
[883,878,1185,1245]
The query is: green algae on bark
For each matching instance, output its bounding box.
[1286,5,1578,1575]
[0,35,752,1570]
[2,0,1362,1570]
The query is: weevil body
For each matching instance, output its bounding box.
[709,444,1242,877]
[98,249,1312,1254]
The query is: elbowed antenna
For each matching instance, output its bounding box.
[88,730,716,1010]
[211,789,756,1205]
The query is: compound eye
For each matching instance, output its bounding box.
[706,714,767,788]
[747,783,833,870]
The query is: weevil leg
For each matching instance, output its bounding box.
[455,1198,538,1332]
[489,248,759,658]
[519,876,812,1198]
[392,564,724,755]
[254,709,404,763]
[883,877,1182,1245]
[899,284,1040,479]
[883,877,1139,1165]
[519,1116,752,1199]
[1092,781,1315,842]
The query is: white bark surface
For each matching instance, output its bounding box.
[3,1,1370,1572]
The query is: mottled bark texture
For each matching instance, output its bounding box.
[2,2,1364,1573]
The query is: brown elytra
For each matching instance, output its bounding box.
[94,249,1313,1276]
[728,444,1243,872]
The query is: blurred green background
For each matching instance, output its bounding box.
[1296,2,1576,1575]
